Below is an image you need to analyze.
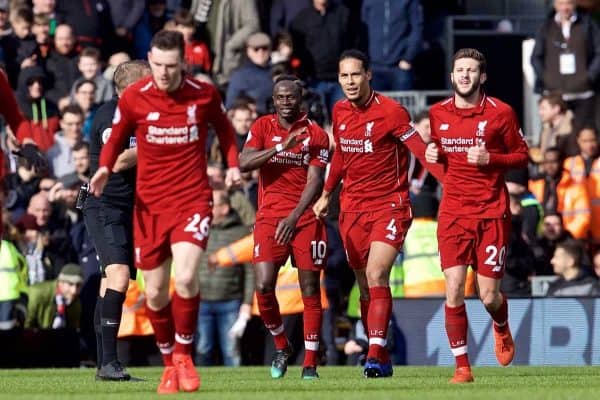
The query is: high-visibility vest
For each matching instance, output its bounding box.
[585,158,600,241]
[402,218,447,297]
[118,272,154,337]
[529,174,591,239]
[213,234,253,267]
[0,240,27,302]
[117,272,176,338]
[251,259,329,316]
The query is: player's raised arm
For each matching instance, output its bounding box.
[240,125,307,172]
[390,104,445,182]
[314,143,341,219]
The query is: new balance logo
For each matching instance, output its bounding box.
[272,136,282,142]
[440,123,449,130]
[492,265,502,272]
[146,112,160,121]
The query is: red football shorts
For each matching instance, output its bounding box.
[133,205,213,270]
[339,205,412,269]
[437,214,511,279]
[252,215,327,271]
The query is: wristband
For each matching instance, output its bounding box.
[275,143,284,152]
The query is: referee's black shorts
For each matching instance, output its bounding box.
[84,203,136,277]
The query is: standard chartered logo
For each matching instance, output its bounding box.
[364,139,373,153]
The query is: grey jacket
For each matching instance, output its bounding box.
[191,0,259,86]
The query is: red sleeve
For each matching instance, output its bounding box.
[0,70,32,144]
[402,131,445,182]
[390,104,415,141]
[488,108,529,169]
[392,104,445,182]
[209,87,239,168]
[309,126,329,168]
[99,93,136,172]
[245,119,264,150]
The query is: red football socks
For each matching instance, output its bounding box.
[445,303,470,369]
[256,291,288,350]
[366,286,392,362]
[146,301,175,366]
[302,294,322,367]
[172,292,200,355]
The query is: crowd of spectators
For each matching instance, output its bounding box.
[0,0,599,368]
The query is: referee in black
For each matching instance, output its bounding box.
[84,60,150,381]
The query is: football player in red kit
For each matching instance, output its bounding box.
[425,48,528,383]
[90,30,241,394]
[240,76,329,380]
[313,50,444,378]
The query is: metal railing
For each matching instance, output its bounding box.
[380,90,453,117]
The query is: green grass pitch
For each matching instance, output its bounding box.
[1,366,599,399]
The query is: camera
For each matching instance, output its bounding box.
[76,183,89,210]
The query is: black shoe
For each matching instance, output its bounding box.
[301,366,319,380]
[270,344,293,379]
[96,360,131,381]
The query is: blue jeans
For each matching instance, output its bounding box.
[309,80,345,118]
[370,64,414,91]
[196,299,241,366]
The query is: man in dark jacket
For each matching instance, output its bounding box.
[55,0,115,58]
[547,238,600,296]
[360,0,423,91]
[531,0,600,130]
[196,190,254,366]
[532,212,574,276]
[225,32,273,115]
[45,24,79,106]
[290,0,354,114]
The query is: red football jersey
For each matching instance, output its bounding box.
[324,91,442,212]
[245,113,329,219]
[429,94,529,218]
[99,75,239,214]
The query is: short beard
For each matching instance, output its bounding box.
[452,79,481,99]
